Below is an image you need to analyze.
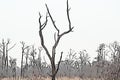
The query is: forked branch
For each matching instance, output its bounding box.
[39,12,52,60]
[46,0,73,51]
[38,0,73,79]
[45,4,60,36]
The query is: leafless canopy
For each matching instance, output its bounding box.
[38,0,73,79]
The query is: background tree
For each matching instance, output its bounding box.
[5,39,16,75]
[29,46,37,76]
[38,0,73,80]
[95,43,106,78]
[1,39,6,76]
[75,50,91,78]
[24,47,30,73]
[0,39,15,77]
[106,41,120,80]
[65,49,76,78]
[20,41,29,77]
[36,47,43,76]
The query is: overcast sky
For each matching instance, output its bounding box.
[0,0,120,66]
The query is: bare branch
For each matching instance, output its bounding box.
[20,41,30,51]
[41,13,48,30]
[60,0,74,36]
[20,41,25,47]
[8,44,16,51]
[54,32,57,42]
[2,39,5,45]
[52,0,74,51]
[45,4,60,36]
[52,26,73,53]
[24,46,30,50]
[67,0,72,30]
[39,12,52,60]
[39,12,42,18]
[60,27,74,37]
[39,12,48,31]
[6,39,10,45]
[39,12,42,30]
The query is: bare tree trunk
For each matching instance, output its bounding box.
[20,42,29,77]
[38,47,42,75]
[51,59,56,80]
[5,42,8,75]
[0,39,15,77]
[25,48,29,71]
[25,55,28,69]
[52,75,55,80]
[9,56,17,78]
[30,46,36,76]
[2,39,5,71]
[2,39,5,76]
[21,48,24,77]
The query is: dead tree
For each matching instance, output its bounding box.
[96,43,106,62]
[0,39,16,76]
[65,49,76,78]
[95,43,106,78]
[9,56,17,77]
[37,47,43,76]
[77,50,90,78]
[0,39,6,77]
[30,46,37,76]
[20,41,29,77]
[24,47,30,71]
[106,41,120,80]
[5,39,16,74]
[38,0,73,80]
[1,39,6,74]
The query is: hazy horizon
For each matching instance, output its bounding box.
[0,0,120,67]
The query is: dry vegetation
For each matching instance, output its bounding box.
[0,77,104,80]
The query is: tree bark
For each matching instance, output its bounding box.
[52,75,55,80]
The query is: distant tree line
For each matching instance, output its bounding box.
[0,39,120,80]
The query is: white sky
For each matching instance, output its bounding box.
[0,0,120,66]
